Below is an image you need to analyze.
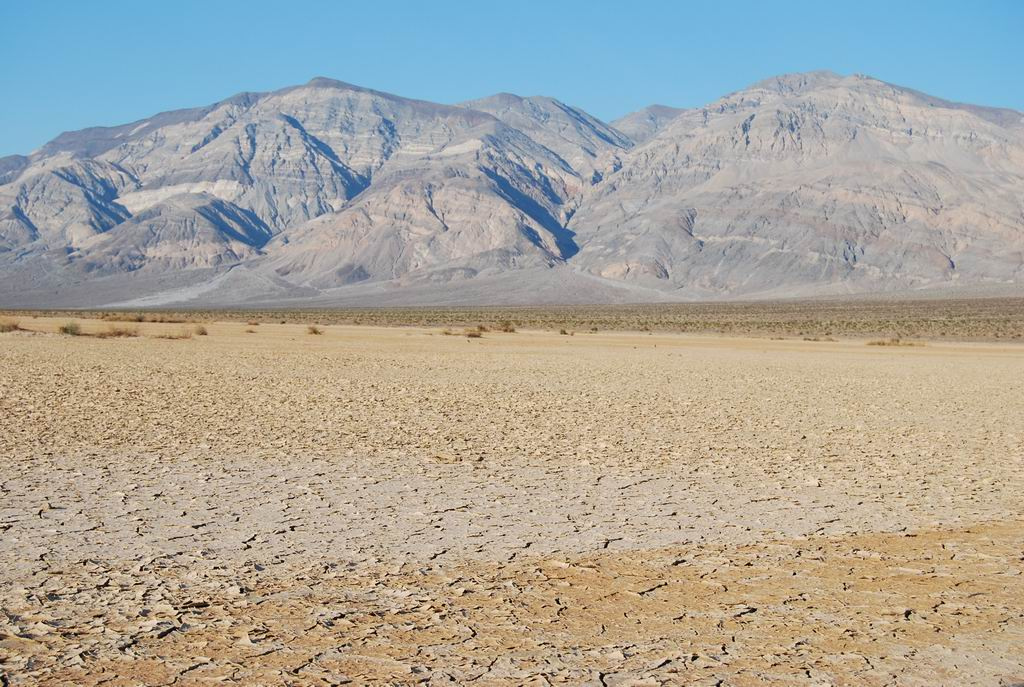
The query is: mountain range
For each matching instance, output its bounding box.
[1,71,1022,307]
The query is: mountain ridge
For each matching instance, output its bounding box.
[1,71,1021,307]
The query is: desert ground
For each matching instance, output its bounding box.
[1,312,1022,685]
[8,296,1024,341]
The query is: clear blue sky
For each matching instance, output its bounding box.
[1,0,1021,157]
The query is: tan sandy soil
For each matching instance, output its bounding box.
[1,318,1022,685]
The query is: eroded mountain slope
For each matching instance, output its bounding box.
[1,71,1021,305]
[570,71,1024,297]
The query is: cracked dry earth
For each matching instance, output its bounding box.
[1,319,1023,686]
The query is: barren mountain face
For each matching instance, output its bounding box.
[460,92,632,182]
[0,71,1021,306]
[610,104,686,144]
[571,72,1024,297]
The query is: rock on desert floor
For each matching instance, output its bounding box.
[1,318,1022,685]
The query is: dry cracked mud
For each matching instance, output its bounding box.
[1,318,1022,685]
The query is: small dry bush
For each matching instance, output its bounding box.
[94,326,139,339]
[867,337,924,347]
[102,313,145,322]
[247,320,261,326]
[307,325,323,335]
[441,328,454,336]
[0,320,23,333]
[465,329,483,338]
[59,322,82,336]
[497,320,516,333]
[559,328,569,335]
[154,328,192,340]
[244,328,257,334]
[194,325,208,336]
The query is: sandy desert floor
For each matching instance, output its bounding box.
[1,317,1022,685]
[8,296,1024,341]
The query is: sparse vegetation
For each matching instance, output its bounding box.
[459,325,488,338]
[101,312,188,323]
[59,322,81,336]
[0,320,23,333]
[94,326,139,339]
[559,328,569,335]
[102,313,193,323]
[247,320,261,326]
[497,320,516,333]
[4,298,1023,342]
[867,337,924,347]
[102,313,146,322]
[194,325,208,336]
[307,325,323,335]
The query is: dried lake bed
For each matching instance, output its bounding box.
[1,316,1022,685]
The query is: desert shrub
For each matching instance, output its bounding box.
[0,320,22,333]
[441,328,454,336]
[867,337,923,347]
[94,326,139,338]
[102,313,145,322]
[465,329,483,338]
[497,320,516,333]
[559,328,569,335]
[194,325,208,336]
[307,325,323,335]
[59,322,81,336]
[247,320,260,326]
